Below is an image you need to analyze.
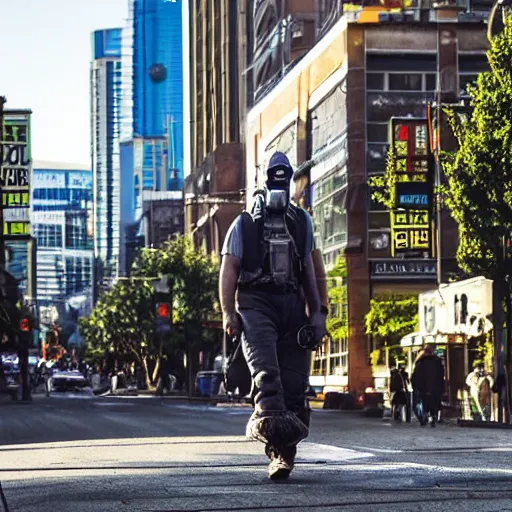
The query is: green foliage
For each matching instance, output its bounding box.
[133,235,220,326]
[79,278,156,363]
[326,256,348,342]
[80,236,220,386]
[365,294,418,347]
[440,15,512,280]
[368,143,398,210]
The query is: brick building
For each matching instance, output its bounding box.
[245,2,491,394]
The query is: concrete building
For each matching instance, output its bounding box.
[245,1,492,394]
[90,28,123,296]
[185,0,347,256]
[31,162,93,327]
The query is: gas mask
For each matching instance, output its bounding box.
[265,164,291,215]
[265,187,289,214]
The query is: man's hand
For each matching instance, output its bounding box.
[309,310,327,341]
[223,312,242,338]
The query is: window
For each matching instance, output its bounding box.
[426,73,437,91]
[310,82,347,155]
[367,123,388,143]
[366,73,385,90]
[460,74,478,94]
[35,224,62,248]
[389,73,422,91]
[65,257,92,296]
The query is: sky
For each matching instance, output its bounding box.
[0,0,127,167]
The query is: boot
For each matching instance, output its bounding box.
[266,445,296,481]
[246,410,309,447]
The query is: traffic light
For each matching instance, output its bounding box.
[155,299,171,335]
[157,302,170,319]
[20,317,30,332]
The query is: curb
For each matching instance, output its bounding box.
[457,419,512,429]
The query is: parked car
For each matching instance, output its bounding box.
[48,370,93,397]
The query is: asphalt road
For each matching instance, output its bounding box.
[1,396,512,511]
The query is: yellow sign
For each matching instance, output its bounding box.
[2,191,29,207]
[392,210,429,227]
[391,209,431,255]
[3,221,30,236]
[392,228,430,252]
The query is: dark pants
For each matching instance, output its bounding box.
[238,290,311,453]
[414,391,440,424]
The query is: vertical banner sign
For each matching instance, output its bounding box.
[0,112,32,238]
[389,118,434,257]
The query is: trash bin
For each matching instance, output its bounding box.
[195,371,224,397]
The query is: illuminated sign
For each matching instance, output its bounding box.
[392,228,430,252]
[396,181,431,209]
[2,191,29,207]
[4,221,30,236]
[1,112,31,239]
[391,210,431,255]
[389,118,433,256]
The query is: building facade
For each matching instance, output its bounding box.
[185,0,252,255]
[1,109,35,303]
[186,0,346,256]
[32,162,93,327]
[245,2,491,394]
[91,28,123,295]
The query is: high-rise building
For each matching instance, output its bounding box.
[90,28,122,296]
[31,162,94,326]
[118,0,186,274]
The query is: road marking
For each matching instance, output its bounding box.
[297,443,374,462]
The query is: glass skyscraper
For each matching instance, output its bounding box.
[118,0,185,274]
[31,163,94,325]
[125,0,184,190]
[91,28,122,292]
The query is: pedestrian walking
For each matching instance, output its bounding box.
[411,344,445,427]
[389,367,407,421]
[220,152,327,480]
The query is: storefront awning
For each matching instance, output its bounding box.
[400,332,423,348]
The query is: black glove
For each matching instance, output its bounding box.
[298,310,328,349]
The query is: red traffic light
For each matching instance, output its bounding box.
[20,318,30,331]
[157,303,170,318]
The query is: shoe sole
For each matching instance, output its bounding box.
[269,467,292,481]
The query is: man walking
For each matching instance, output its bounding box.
[412,345,445,427]
[219,152,327,480]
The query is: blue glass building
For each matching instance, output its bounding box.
[91,28,122,292]
[118,0,185,274]
[31,163,94,325]
[131,0,184,189]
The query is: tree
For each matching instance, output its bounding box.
[132,235,220,394]
[79,278,157,389]
[80,236,220,394]
[365,295,418,369]
[326,256,348,345]
[440,15,512,413]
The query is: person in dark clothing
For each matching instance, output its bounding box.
[411,344,445,427]
[389,367,407,421]
[157,356,171,396]
[399,365,412,422]
[220,152,327,481]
